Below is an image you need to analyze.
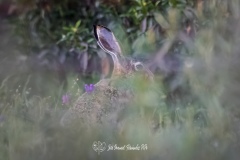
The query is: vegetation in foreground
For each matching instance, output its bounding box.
[0,0,240,159]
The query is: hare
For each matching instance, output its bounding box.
[60,25,153,127]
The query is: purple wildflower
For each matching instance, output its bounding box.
[84,84,95,93]
[62,94,70,105]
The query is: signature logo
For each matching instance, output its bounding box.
[92,141,106,155]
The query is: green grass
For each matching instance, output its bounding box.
[1,1,240,159]
[0,63,238,160]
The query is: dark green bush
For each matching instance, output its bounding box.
[13,0,196,70]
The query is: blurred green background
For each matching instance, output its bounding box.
[1,0,240,159]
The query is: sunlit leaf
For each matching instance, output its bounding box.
[154,12,170,29]
[75,20,81,28]
[146,28,156,46]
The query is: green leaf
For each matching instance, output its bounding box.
[75,20,81,28]
[154,12,170,29]
[134,0,142,6]
[155,0,161,6]
[63,27,70,31]
[87,38,94,43]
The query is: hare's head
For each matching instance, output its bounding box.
[94,25,153,80]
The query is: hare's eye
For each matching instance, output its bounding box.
[134,62,144,71]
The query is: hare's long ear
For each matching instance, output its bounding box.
[93,25,122,56]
